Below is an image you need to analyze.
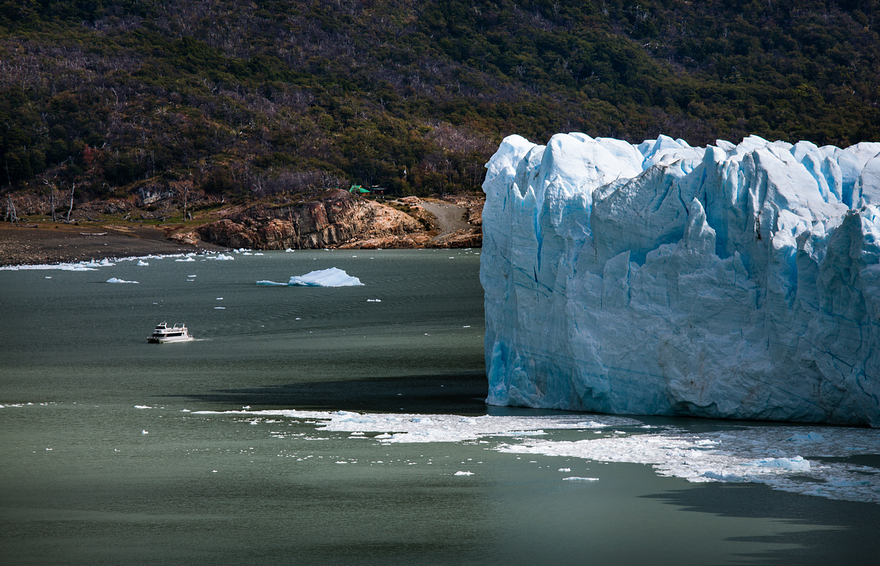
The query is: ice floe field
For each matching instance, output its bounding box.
[1,249,879,565]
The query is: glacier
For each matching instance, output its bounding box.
[481,133,880,426]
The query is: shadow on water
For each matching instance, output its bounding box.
[173,372,491,415]
[643,482,880,565]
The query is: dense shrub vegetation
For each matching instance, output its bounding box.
[1,0,878,201]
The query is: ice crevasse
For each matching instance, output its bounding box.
[481,133,880,426]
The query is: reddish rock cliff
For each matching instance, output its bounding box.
[188,190,443,250]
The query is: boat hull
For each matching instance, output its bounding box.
[147,335,194,344]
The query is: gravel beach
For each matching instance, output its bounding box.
[0,222,224,266]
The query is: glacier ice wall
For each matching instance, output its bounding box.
[481,133,880,426]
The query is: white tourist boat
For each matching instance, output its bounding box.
[147,322,194,343]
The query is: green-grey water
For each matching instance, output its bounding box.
[1,249,878,565]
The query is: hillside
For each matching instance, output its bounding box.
[1,0,878,223]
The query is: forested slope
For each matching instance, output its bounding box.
[1,0,878,205]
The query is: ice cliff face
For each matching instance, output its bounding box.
[481,133,880,426]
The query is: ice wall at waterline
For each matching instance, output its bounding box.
[481,133,880,426]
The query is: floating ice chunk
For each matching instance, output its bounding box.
[1,262,90,271]
[175,257,195,262]
[106,277,138,284]
[577,421,609,429]
[83,259,115,268]
[563,477,599,482]
[746,456,811,471]
[206,254,235,261]
[258,267,364,287]
[700,471,746,481]
[454,471,474,476]
[787,432,826,443]
[137,260,149,266]
[508,430,548,436]
[288,267,363,287]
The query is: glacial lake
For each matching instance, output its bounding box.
[1,248,878,565]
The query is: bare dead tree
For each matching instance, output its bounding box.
[5,195,18,222]
[182,180,191,220]
[66,182,75,222]
[43,177,57,221]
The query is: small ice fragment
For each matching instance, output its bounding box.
[787,432,825,442]
[454,471,474,476]
[746,456,810,471]
[142,430,149,435]
[563,477,599,482]
[106,277,138,284]
[558,468,571,472]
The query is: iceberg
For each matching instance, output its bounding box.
[256,267,363,287]
[481,133,880,426]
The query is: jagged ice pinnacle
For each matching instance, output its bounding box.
[481,133,880,426]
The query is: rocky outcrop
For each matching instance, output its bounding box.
[188,189,434,250]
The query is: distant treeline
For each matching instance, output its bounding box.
[1,0,878,200]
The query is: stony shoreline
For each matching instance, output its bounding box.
[0,197,482,267]
[0,222,225,267]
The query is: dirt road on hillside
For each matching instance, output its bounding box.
[420,200,472,237]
